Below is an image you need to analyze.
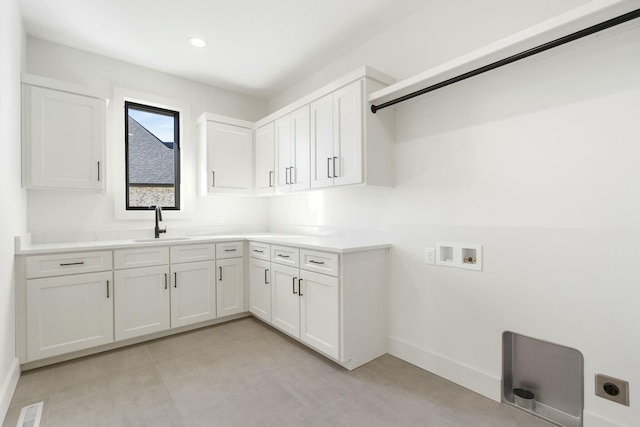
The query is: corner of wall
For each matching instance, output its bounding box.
[0,358,20,423]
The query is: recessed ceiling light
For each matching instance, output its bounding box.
[188,37,207,48]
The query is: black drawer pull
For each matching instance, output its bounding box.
[253,249,264,253]
[224,249,236,252]
[308,260,325,265]
[60,261,85,266]
[278,254,290,258]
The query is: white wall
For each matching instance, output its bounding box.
[25,38,269,238]
[0,0,26,419]
[268,2,640,426]
[268,0,590,112]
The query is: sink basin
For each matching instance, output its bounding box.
[133,237,192,243]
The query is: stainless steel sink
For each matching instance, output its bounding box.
[133,237,192,243]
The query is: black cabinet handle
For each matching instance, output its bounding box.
[278,254,290,258]
[298,279,303,297]
[212,171,215,187]
[290,166,295,184]
[292,277,297,294]
[254,249,264,253]
[106,280,110,298]
[309,260,325,265]
[219,266,223,281]
[224,249,236,252]
[174,272,177,288]
[333,157,338,177]
[269,171,274,187]
[164,273,168,290]
[60,261,85,266]
[285,167,290,184]
[265,269,269,284]
[97,161,101,181]
[327,158,332,178]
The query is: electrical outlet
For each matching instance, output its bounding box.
[595,374,629,406]
[425,248,435,265]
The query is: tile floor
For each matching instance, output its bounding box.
[3,317,553,427]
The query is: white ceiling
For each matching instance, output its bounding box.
[18,0,428,99]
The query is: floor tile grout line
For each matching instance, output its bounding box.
[148,344,190,425]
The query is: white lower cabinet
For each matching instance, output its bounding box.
[26,271,113,361]
[270,256,340,360]
[216,257,244,317]
[114,265,170,341]
[170,261,217,328]
[249,258,271,322]
[271,263,301,337]
[299,270,339,359]
[20,239,387,370]
[252,242,388,369]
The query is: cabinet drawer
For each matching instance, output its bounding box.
[216,241,244,259]
[115,247,169,269]
[271,245,299,267]
[249,242,270,260]
[171,244,215,264]
[26,251,112,279]
[300,250,339,277]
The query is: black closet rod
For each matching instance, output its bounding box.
[370,7,640,113]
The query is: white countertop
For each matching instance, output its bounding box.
[15,233,391,255]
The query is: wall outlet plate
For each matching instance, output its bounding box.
[595,374,629,406]
[425,247,435,265]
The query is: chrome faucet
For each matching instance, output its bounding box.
[154,206,166,238]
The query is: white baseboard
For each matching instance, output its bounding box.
[0,358,20,424]
[388,336,501,401]
[583,411,623,427]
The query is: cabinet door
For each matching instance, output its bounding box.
[207,121,252,193]
[216,258,245,318]
[310,93,335,189]
[270,263,300,338]
[275,115,291,193]
[27,86,105,190]
[249,258,271,322]
[114,266,170,341]
[26,271,113,361]
[170,261,216,328]
[333,80,363,187]
[290,105,310,192]
[255,122,275,195]
[299,270,340,359]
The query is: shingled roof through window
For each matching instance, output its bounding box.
[128,116,175,185]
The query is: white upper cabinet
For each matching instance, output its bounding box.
[275,105,310,193]
[259,66,395,193]
[311,80,363,188]
[255,122,275,195]
[198,114,253,194]
[310,93,334,189]
[23,76,106,191]
[332,80,363,187]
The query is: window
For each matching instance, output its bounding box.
[125,102,180,210]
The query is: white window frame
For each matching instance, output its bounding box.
[113,87,191,220]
